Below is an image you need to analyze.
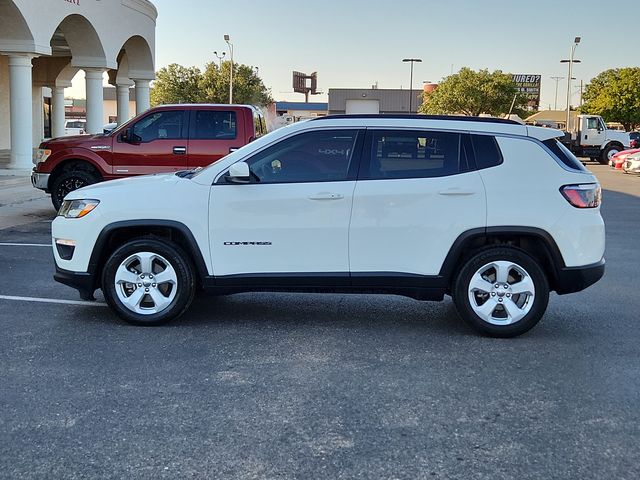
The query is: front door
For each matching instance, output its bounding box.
[581,116,605,147]
[111,109,188,176]
[208,129,363,279]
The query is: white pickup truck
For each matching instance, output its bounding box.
[563,114,630,164]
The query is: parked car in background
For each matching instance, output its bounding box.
[51,115,605,337]
[103,122,118,134]
[32,104,268,209]
[64,119,86,136]
[629,131,639,149]
[609,148,640,169]
[622,152,640,174]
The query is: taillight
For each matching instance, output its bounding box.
[631,139,638,148]
[560,184,601,208]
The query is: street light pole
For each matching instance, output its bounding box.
[213,50,226,68]
[550,76,565,110]
[560,37,581,130]
[224,34,234,104]
[402,58,422,113]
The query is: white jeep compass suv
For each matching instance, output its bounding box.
[51,115,605,337]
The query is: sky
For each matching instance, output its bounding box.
[73,0,638,110]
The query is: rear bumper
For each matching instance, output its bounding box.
[31,171,50,190]
[54,266,97,301]
[554,258,605,295]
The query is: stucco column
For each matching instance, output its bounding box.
[84,68,105,134]
[116,83,131,125]
[8,55,34,170]
[51,86,66,139]
[134,79,151,115]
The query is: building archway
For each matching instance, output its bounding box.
[0,0,36,54]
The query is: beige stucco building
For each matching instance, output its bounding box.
[0,0,157,171]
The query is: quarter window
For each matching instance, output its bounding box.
[365,130,462,179]
[471,135,503,170]
[243,130,358,183]
[192,111,237,140]
[132,110,185,142]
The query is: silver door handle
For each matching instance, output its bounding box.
[173,146,187,154]
[437,188,476,196]
[308,193,344,200]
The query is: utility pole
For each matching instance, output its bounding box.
[560,36,581,130]
[402,58,422,113]
[550,76,565,110]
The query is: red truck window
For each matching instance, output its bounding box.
[192,111,237,140]
[132,110,186,142]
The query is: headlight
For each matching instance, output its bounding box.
[58,199,100,218]
[33,148,52,164]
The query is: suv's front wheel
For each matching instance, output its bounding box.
[453,247,549,338]
[102,238,195,325]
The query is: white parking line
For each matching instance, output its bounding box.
[0,243,51,247]
[0,294,107,307]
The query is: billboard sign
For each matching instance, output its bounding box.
[512,74,541,108]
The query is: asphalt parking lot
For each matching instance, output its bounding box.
[1,165,638,479]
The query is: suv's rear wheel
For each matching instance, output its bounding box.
[51,168,101,211]
[102,238,195,326]
[453,247,549,338]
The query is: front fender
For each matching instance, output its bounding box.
[44,147,113,177]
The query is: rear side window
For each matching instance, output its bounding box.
[364,130,462,179]
[542,138,587,171]
[192,110,237,140]
[471,135,503,170]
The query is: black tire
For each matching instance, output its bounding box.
[452,247,550,338]
[101,238,196,326]
[600,145,621,165]
[51,168,101,211]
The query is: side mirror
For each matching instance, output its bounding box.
[120,129,130,142]
[226,161,251,183]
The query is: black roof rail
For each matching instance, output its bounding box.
[311,114,520,125]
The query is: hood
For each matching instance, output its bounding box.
[607,130,631,147]
[42,133,112,149]
[65,172,179,200]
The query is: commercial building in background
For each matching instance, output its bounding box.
[0,0,157,171]
[329,88,425,115]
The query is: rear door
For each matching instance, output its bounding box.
[349,129,486,279]
[111,109,188,175]
[188,108,246,168]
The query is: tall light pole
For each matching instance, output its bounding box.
[550,76,565,110]
[560,37,581,130]
[402,58,422,113]
[224,34,234,104]
[213,50,226,68]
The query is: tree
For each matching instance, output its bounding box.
[419,68,526,117]
[580,68,640,131]
[150,64,203,106]
[200,61,273,106]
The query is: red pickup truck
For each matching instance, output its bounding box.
[32,104,267,209]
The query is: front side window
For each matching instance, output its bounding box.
[132,110,185,142]
[192,110,237,140]
[586,117,600,130]
[243,130,358,183]
[364,130,462,179]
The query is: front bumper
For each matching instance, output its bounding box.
[31,171,50,190]
[623,160,640,174]
[554,258,605,295]
[54,266,97,301]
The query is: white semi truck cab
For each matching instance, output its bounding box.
[563,114,630,164]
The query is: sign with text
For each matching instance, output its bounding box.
[512,74,541,109]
